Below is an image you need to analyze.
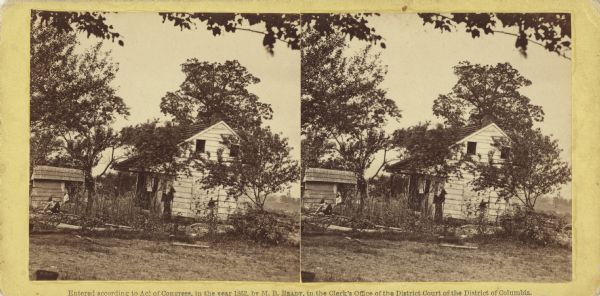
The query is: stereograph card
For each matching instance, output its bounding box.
[0,0,599,296]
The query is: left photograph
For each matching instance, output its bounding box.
[29,11,301,281]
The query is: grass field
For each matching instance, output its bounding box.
[301,234,571,282]
[30,233,300,281]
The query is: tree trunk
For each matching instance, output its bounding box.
[524,192,536,213]
[84,169,95,215]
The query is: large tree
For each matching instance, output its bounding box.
[160,59,272,129]
[469,128,571,211]
[30,21,128,213]
[197,126,299,211]
[301,30,400,210]
[433,61,543,133]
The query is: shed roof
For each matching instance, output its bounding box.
[304,168,357,184]
[31,166,85,182]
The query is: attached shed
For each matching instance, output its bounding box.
[30,166,84,207]
[302,168,357,207]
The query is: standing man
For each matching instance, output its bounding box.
[433,186,446,223]
[162,181,175,221]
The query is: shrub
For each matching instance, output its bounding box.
[499,207,570,246]
[228,209,294,245]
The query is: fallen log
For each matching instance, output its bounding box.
[105,223,134,230]
[56,223,107,232]
[326,224,381,233]
[439,243,478,249]
[171,242,210,248]
[373,225,405,232]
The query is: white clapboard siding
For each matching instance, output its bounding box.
[183,121,239,161]
[457,124,508,164]
[170,170,243,219]
[437,123,512,220]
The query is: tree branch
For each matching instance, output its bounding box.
[492,30,571,60]
[235,27,292,45]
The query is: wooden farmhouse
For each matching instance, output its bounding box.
[114,120,247,220]
[302,167,357,208]
[30,166,84,207]
[387,121,512,221]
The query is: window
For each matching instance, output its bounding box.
[500,147,511,159]
[467,141,477,155]
[229,145,240,157]
[195,139,206,154]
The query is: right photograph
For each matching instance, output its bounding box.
[300,13,572,282]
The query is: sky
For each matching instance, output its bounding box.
[77,12,571,199]
[78,13,301,196]
[361,14,572,199]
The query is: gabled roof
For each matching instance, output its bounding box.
[31,166,85,182]
[180,122,210,140]
[182,120,238,142]
[303,168,357,184]
[454,122,509,144]
[386,121,509,173]
[114,120,238,172]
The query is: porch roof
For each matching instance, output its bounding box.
[303,168,357,184]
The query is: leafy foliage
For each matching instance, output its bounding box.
[160,59,272,129]
[499,207,570,247]
[33,10,571,59]
[391,123,464,176]
[160,13,385,54]
[32,10,384,54]
[196,126,299,210]
[228,209,295,245]
[419,13,571,58]
[119,120,193,174]
[301,133,334,172]
[30,24,127,133]
[301,30,400,209]
[30,20,128,213]
[433,61,543,134]
[469,128,571,210]
[32,10,124,46]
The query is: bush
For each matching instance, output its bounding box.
[499,207,570,246]
[228,209,295,245]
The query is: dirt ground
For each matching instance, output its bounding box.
[30,233,300,281]
[301,234,571,282]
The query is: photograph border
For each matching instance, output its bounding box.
[1,0,599,295]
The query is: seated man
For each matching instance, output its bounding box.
[44,197,60,214]
[315,199,333,215]
[322,203,333,215]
